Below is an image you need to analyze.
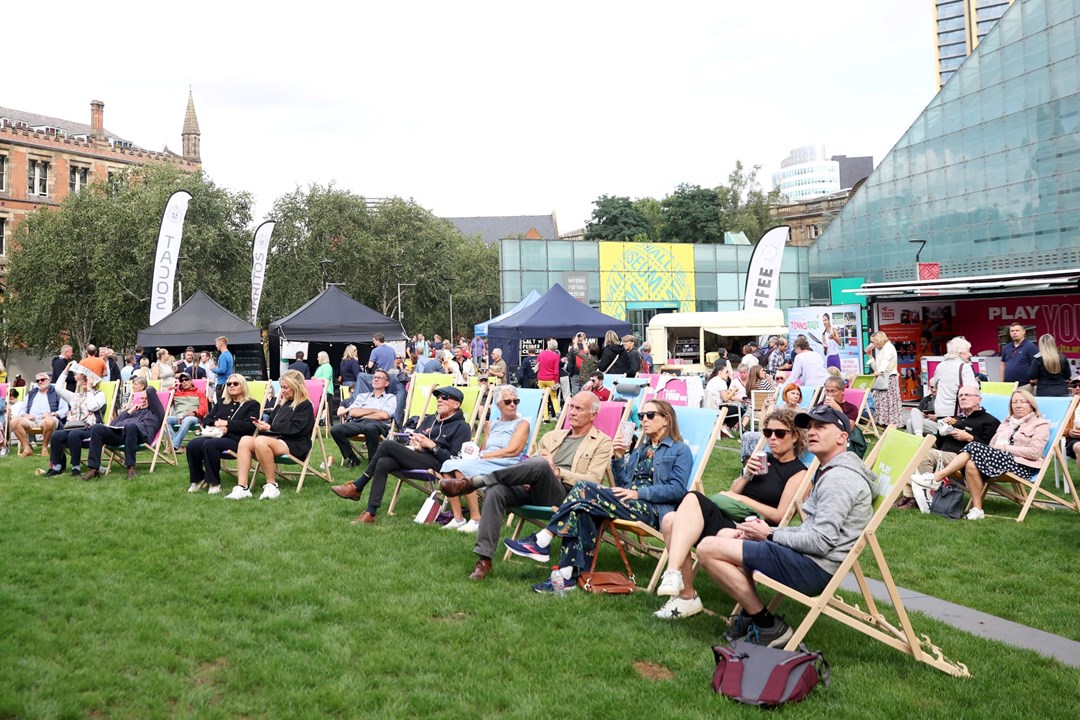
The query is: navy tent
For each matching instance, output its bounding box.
[486,283,631,366]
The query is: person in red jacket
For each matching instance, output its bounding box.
[582,371,611,401]
[537,339,562,421]
[167,372,209,451]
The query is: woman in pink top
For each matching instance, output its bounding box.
[537,339,562,421]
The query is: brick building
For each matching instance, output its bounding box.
[0,93,202,265]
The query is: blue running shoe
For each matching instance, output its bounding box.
[503,534,550,563]
[532,577,576,594]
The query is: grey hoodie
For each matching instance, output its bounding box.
[772,451,876,575]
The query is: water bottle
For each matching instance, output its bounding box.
[550,566,566,597]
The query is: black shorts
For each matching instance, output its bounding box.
[687,491,737,544]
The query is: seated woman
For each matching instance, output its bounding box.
[43,364,107,476]
[704,364,743,437]
[926,389,1049,521]
[652,408,808,619]
[226,370,315,501]
[436,385,531,533]
[186,374,260,494]
[504,399,692,593]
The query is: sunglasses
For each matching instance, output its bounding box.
[36,378,50,383]
[226,381,240,387]
[501,398,520,405]
[762,428,791,439]
[638,410,662,421]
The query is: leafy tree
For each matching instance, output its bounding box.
[632,197,663,240]
[5,163,253,356]
[659,184,723,244]
[584,195,655,242]
[716,160,783,242]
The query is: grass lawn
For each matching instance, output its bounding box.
[1,436,1079,719]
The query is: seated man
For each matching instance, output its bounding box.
[438,391,614,581]
[900,384,1000,509]
[329,386,470,524]
[695,405,875,647]
[818,376,859,426]
[11,372,69,457]
[81,377,166,481]
[166,372,209,451]
[331,369,398,469]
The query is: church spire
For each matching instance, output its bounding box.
[181,89,201,161]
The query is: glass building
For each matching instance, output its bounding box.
[811,0,1080,298]
[499,239,810,339]
[935,0,1015,89]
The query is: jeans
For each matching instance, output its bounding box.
[168,415,201,449]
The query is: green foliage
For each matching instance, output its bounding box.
[584,194,656,242]
[261,185,498,338]
[5,163,253,355]
[660,184,724,244]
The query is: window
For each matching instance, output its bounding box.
[27,159,49,197]
[0,216,6,255]
[0,154,6,192]
[69,165,89,193]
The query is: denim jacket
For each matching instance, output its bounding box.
[611,436,693,519]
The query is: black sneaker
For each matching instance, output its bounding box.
[71,467,82,477]
[342,457,359,469]
[44,468,63,477]
[723,612,754,643]
[745,616,794,648]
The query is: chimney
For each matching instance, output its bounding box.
[90,100,104,139]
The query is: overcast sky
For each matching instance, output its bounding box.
[7,1,936,233]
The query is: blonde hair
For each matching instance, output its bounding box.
[1038,334,1062,375]
[224,373,253,402]
[279,369,310,409]
[604,330,620,346]
[1011,389,1040,417]
[317,351,330,365]
[871,331,889,344]
[342,344,359,361]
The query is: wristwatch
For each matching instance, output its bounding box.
[767,531,775,542]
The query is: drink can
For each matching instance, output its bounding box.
[618,421,635,445]
[752,450,769,476]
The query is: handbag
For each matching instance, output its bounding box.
[414,491,444,525]
[200,426,223,438]
[871,374,889,391]
[712,641,829,707]
[929,478,965,519]
[577,521,637,594]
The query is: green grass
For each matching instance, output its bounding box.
[1,438,1079,719]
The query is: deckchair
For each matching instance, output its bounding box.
[636,373,662,390]
[977,395,1079,522]
[797,386,821,410]
[978,393,1010,422]
[749,429,969,676]
[406,373,457,422]
[979,381,1018,396]
[417,384,485,437]
[254,379,332,492]
[849,375,876,392]
[193,379,208,397]
[748,390,775,432]
[98,381,120,424]
[103,390,175,473]
[844,387,879,440]
[657,378,690,407]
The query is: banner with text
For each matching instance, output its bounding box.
[249,221,275,324]
[787,304,863,376]
[742,225,788,312]
[149,190,192,326]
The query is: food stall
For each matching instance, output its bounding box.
[646,310,789,375]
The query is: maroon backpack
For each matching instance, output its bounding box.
[712,641,829,707]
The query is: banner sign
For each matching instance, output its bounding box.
[249,221,275,324]
[149,190,192,325]
[875,301,956,402]
[743,225,788,311]
[565,272,588,303]
[787,305,863,376]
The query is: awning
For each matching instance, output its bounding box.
[841,268,1080,300]
[704,325,789,337]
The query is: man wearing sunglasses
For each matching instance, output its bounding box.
[11,373,70,457]
[695,404,875,648]
[438,391,613,581]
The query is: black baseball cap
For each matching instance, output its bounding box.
[795,404,851,434]
[433,386,464,403]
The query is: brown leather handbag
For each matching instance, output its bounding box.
[577,521,638,594]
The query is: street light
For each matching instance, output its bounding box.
[319,259,334,290]
[909,239,927,263]
[396,282,416,322]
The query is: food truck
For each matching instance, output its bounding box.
[646,309,789,375]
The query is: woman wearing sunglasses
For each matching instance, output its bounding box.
[503,399,692,593]
[436,385,531,533]
[185,374,260,494]
[652,408,808,619]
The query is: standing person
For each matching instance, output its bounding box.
[101,348,123,382]
[51,345,74,387]
[567,333,588,395]
[767,338,789,376]
[1030,334,1071,397]
[579,342,601,382]
[340,345,361,389]
[80,345,107,381]
[200,351,217,402]
[537,339,562,421]
[598,330,626,375]
[488,348,507,386]
[470,335,487,369]
[314,351,336,418]
[366,333,397,374]
[622,335,643,378]
[415,334,429,360]
[787,337,829,388]
[288,351,312,379]
[1001,323,1038,392]
[933,337,978,418]
[213,337,233,402]
[185,374,259,494]
[866,331,901,427]
[639,342,655,374]
[150,349,176,389]
[119,355,136,384]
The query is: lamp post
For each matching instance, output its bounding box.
[319,259,333,290]
[396,282,416,322]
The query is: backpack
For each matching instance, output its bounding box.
[712,641,829,707]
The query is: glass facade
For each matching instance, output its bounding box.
[935,0,1015,88]
[813,0,1080,293]
[500,239,810,317]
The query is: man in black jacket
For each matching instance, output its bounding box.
[81,377,165,481]
[329,386,470,524]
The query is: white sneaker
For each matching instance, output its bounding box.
[656,569,685,597]
[187,483,200,493]
[654,595,703,619]
[225,485,252,500]
[259,483,281,500]
[443,517,468,530]
[965,507,985,521]
[207,485,222,495]
[457,519,480,533]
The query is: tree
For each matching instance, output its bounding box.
[5,163,253,356]
[260,185,498,339]
[584,195,656,242]
[716,160,783,242]
[659,184,723,244]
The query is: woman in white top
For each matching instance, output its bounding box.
[933,337,978,419]
[823,313,842,371]
[705,364,743,437]
[866,331,900,426]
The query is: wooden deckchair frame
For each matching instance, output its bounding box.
[844,387,880,440]
[254,379,332,492]
[103,390,176,473]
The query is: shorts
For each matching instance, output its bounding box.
[742,540,833,596]
[690,491,737,544]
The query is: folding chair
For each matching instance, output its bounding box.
[979,381,1018,396]
[406,373,457,423]
[849,375,875,392]
[797,385,821,410]
[843,387,879,440]
[748,390,775,432]
[748,429,969,676]
[636,373,662,390]
[103,390,175,473]
[254,379,332,492]
[977,396,1079,522]
[97,381,120,424]
[657,378,690,408]
[978,393,1010,422]
[193,379,208,397]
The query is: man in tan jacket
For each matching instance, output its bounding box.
[440,391,614,581]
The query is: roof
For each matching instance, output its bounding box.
[268,285,407,343]
[0,105,139,149]
[843,268,1080,301]
[446,214,559,246]
[474,290,542,336]
[136,291,262,347]
[487,283,630,339]
[182,91,200,135]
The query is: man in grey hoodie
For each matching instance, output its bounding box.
[697,404,875,647]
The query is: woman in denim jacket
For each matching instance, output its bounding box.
[504,399,693,591]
